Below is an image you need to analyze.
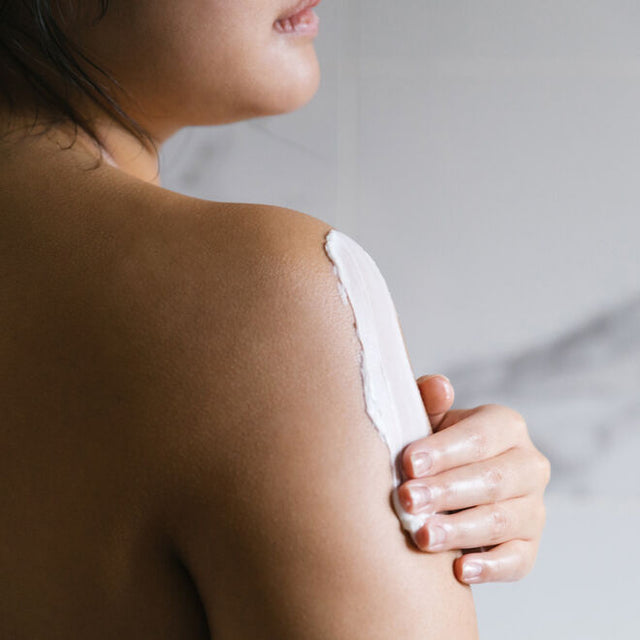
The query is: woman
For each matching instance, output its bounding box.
[0,1,549,637]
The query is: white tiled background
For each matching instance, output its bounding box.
[160,2,640,637]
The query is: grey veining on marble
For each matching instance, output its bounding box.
[444,295,640,497]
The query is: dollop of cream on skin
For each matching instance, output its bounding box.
[323,229,436,540]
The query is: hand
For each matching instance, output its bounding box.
[398,374,551,585]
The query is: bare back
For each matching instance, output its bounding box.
[0,138,215,638]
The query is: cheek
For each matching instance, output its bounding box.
[87,0,320,123]
[159,20,321,120]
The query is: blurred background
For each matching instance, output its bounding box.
[159,2,640,637]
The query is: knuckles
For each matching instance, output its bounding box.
[488,506,510,542]
[538,453,552,486]
[510,409,528,434]
[466,428,489,462]
[482,466,504,502]
[503,406,528,441]
[474,403,529,446]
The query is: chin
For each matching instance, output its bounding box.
[218,57,321,123]
[166,47,321,127]
[265,65,321,116]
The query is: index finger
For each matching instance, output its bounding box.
[402,404,527,478]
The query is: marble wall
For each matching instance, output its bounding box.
[160,2,640,637]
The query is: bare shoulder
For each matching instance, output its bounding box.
[85,192,349,487]
[132,197,479,639]
[127,195,351,459]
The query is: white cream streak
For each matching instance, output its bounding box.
[323,229,436,540]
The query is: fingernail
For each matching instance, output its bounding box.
[406,485,431,511]
[462,562,483,582]
[426,524,446,549]
[410,452,432,476]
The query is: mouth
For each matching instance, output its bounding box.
[274,0,321,36]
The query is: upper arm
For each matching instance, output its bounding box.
[153,209,478,639]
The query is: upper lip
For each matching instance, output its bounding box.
[276,0,321,21]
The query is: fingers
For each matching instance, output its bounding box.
[453,539,540,584]
[416,374,454,429]
[413,495,545,554]
[401,394,550,585]
[402,404,529,479]
[397,448,546,514]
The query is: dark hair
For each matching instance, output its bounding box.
[0,0,156,163]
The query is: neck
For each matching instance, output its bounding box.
[94,116,163,186]
[0,106,166,187]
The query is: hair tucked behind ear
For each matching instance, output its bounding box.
[0,0,156,162]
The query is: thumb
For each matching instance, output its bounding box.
[416,374,454,430]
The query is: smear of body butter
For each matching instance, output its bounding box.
[323,229,435,539]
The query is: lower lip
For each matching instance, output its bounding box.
[274,7,320,36]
